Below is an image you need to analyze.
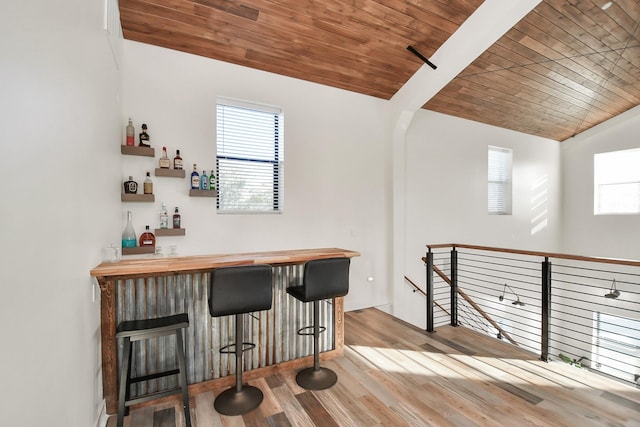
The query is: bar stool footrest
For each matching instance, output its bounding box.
[219,342,256,354]
[129,368,180,384]
[296,325,326,336]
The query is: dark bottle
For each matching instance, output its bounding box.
[173,207,181,229]
[123,176,138,194]
[139,123,150,147]
[174,150,183,170]
[139,225,156,246]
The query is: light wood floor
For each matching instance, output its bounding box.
[108,308,640,427]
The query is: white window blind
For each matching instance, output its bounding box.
[488,146,512,215]
[216,99,283,213]
[594,148,640,215]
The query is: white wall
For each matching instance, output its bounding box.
[120,41,391,311]
[0,1,121,426]
[561,105,640,260]
[398,110,562,327]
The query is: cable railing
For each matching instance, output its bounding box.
[422,243,640,387]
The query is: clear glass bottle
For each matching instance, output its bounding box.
[121,211,137,248]
[174,149,183,170]
[160,203,169,229]
[173,207,181,229]
[159,146,171,169]
[191,164,200,189]
[200,170,209,190]
[123,176,138,194]
[139,225,156,247]
[143,172,153,195]
[126,118,134,146]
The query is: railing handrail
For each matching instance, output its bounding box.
[426,243,640,268]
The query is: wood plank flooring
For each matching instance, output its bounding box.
[108,308,640,427]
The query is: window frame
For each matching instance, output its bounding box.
[594,148,640,216]
[488,145,513,215]
[215,97,283,214]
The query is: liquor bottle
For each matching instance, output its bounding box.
[121,211,137,248]
[159,203,169,229]
[159,146,171,169]
[143,172,153,195]
[123,176,138,194]
[126,118,134,146]
[139,123,150,147]
[200,170,209,190]
[139,225,156,247]
[191,164,200,189]
[174,150,183,170]
[173,207,181,229]
[209,171,216,190]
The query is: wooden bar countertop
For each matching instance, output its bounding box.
[90,247,361,280]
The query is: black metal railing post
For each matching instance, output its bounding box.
[451,248,458,327]
[426,250,434,332]
[541,257,551,361]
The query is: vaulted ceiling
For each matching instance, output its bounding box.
[119,0,640,141]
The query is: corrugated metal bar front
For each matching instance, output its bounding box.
[114,264,335,397]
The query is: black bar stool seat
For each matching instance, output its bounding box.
[209,264,273,416]
[116,313,191,427]
[287,257,350,390]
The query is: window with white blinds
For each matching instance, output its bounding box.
[594,148,640,215]
[216,98,283,213]
[488,146,513,215]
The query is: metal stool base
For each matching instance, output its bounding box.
[214,385,263,416]
[295,367,338,390]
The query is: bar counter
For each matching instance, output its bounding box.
[90,248,360,414]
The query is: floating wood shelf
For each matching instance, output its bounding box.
[121,145,155,157]
[155,168,186,178]
[154,228,186,236]
[189,189,218,197]
[121,193,155,202]
[122,246,155,256]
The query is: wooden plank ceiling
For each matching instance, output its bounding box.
[120,0,640,141]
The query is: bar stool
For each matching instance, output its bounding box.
[287,257,350,390]
[209,264,273,416]
[116,313,191,427]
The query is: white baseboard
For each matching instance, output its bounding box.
[94,400,108,427]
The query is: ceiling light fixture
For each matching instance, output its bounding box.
[499,283,525,306]
[604,278,620,299]
[406,46,437,70]
[602,1,613,10]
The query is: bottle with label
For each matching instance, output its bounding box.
[139,226,156,247]
[191,164,200,189]
[209,171,216,190]
[126,118,134,146]
[174,150,183,170]
[139,123,150,147]
[122,211,137,248]
[160,203,169,229]
[159,147,171,169]
[200,170,209,190]
[143,172,153,195]
[123,176,138,194]
[173,207,181,229]
[209,172,216,190]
